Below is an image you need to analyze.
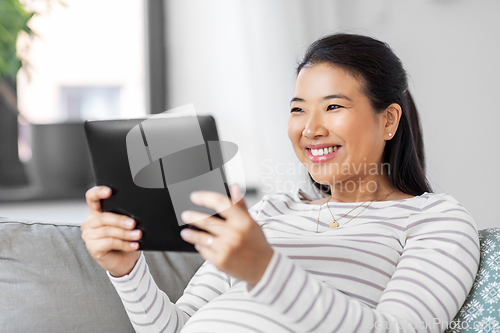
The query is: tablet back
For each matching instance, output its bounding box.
[84,115,229,251]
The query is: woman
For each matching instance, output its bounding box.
[81,34,480,332]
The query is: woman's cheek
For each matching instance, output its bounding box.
[287,121,303,149]
[287,119,301,140]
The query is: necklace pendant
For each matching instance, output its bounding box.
[329,221,339,229]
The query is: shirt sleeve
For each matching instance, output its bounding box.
[244,206,480,332]
[108,253,232,333]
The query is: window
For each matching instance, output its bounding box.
[17,0,146,123]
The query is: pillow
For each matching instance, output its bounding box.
[0,218,204,333]
[445,228,500,332]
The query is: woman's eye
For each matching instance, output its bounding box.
[327,104,342,111]
[290,107,304,113]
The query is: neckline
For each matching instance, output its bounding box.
[298,190,430,207]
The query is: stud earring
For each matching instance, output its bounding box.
[388,133,392,137]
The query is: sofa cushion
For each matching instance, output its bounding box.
[0,218,204,333]
[445,228,500,332]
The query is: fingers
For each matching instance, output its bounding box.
[193,241,216,263]
[229,184,246,208]
[190,186,248,220]
[85,237,140,259]
[180,228,216,256]
[85,186,112,213]
[84,212,136,230]
[180,210,223,261]
[189,191,232,216]
[81,214,141,242]
[181,210,225,235]
[86,225,142,242]
[81,210,140,256]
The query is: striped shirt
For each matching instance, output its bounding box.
[108,190,480,332]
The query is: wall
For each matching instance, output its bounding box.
[164,0,500,228]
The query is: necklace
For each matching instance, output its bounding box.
[316,190,397,233]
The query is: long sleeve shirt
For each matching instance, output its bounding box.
[108,190,480,332]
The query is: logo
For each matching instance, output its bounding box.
[125,104,245,226]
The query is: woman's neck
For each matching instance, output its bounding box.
[327,174,400,203]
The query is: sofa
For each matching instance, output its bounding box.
[0,217,498,333]
[0,217,204,332]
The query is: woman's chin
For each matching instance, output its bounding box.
[308,175,334,187]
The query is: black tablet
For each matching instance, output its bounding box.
[84,114,234,251]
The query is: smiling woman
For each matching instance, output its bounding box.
[80,33,479,333]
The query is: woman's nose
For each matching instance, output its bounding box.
[303,113,329,139]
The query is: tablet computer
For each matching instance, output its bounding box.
[84,114,233,252]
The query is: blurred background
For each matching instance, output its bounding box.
[0,0,499,229]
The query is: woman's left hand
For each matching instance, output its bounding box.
[180,184,273,289]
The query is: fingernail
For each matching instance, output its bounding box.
[101,187,110,195]
[131,229,141,237]
[181,211,190,220]
[190,191,200,201]
[180,228,191,239]
[130,242,139,249]
[124,218,134,228]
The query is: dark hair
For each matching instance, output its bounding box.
[297,33,432,196]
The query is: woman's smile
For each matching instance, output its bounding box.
[306,145,342,163]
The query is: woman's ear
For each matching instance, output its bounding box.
[384,103,402,140]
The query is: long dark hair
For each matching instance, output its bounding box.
[297,33,432,196]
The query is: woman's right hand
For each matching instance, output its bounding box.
[81,186,142,277]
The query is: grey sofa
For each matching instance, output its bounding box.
[0,218,204,332]
[1,216,499,333]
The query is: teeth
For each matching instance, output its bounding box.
[310,146,340,156]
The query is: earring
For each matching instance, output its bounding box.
[388,133,392,137]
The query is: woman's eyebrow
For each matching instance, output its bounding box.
[290,94,352,104]
[290,97,305,103]
[323,94,352,102]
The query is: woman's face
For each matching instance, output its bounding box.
[288,62,388,188]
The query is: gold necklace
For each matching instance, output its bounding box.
[316,190,397,233]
